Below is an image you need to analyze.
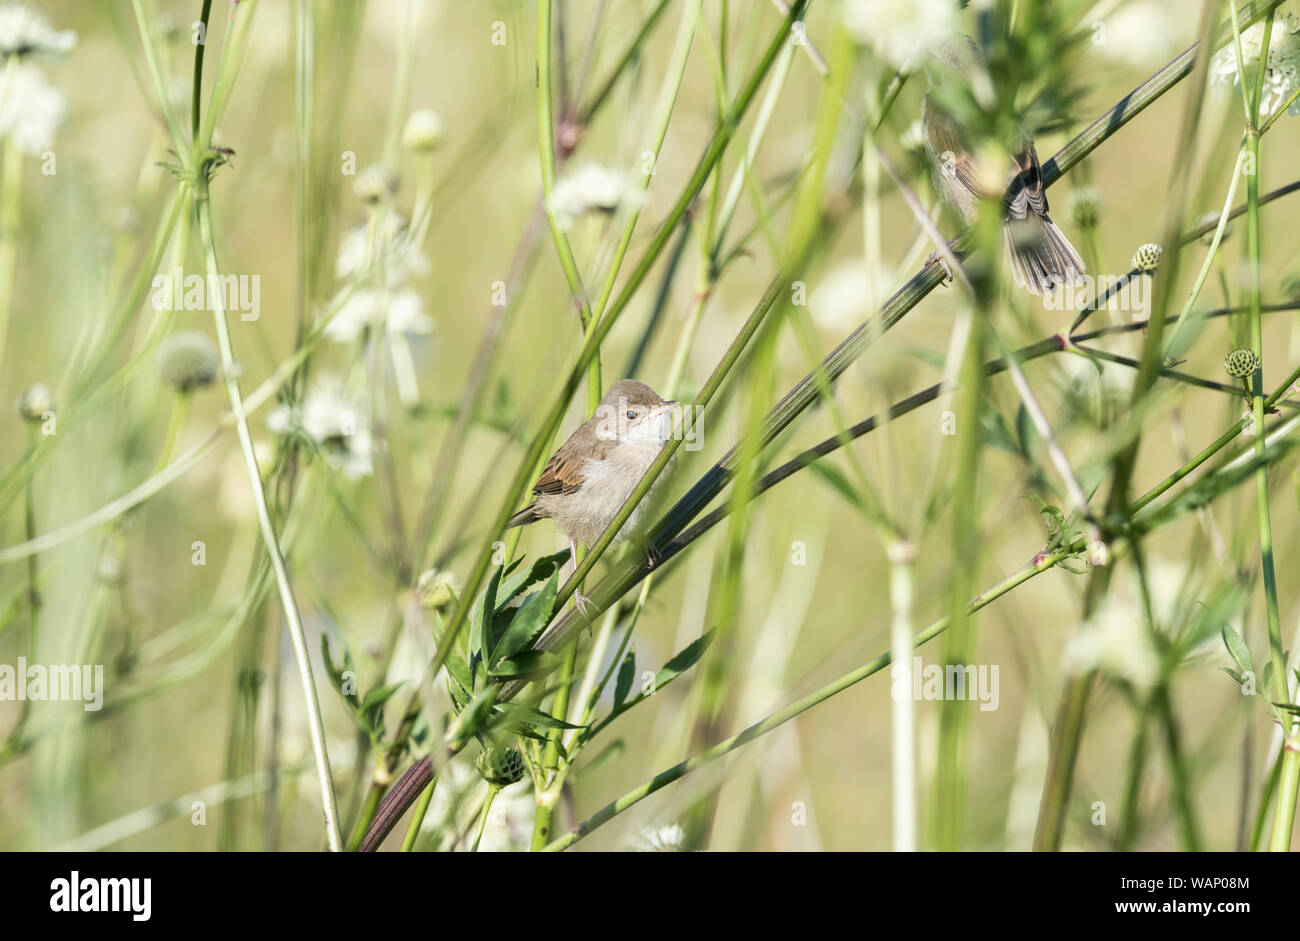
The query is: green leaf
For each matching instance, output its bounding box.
[1015,403,1038,458]
[360,681,405,714]
[1221,623,1252,674]
[614,649,636,709]
[444,650,473,703]
[453,686,499,743]
[493,704,585,739]
[492,565,559,663]
[488,649,563,680]
[980,406,1019,454]
[653,630,714,689]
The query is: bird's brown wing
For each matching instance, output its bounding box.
[532,419,610,496]
[921,96,980,203]
[1005,143,1049,220]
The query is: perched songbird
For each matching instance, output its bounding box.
[507,380,678,612]
[921,39,1085,296]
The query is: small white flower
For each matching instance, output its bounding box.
[402,109,445,153]
[1210,13,1300,118]
[0,62,65,154]
[628,823,686,852]
[0,4,76,60]
[268,379,373,479]
[1097,2,1188,68]
[547,162,643,230]
[352,163,398,204]
[324,288,431,343]
[840,0,959,71]
[811,263,872,332]
[336,214,429,286]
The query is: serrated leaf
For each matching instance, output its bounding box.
[654,630,714,688]
[492,565,559,663]
[502,705,584,731]
[614,649,636,709]
[444,650,473,702]
[1221,624,1252,674]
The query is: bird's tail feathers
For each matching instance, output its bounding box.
[1005,215,1085,297]
[506,504,541,528]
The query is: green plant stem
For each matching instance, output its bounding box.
[536,0,599,404]
[471,785,499,852]
[191,0,214,139]
[889,539,917,852]
[399,775,437,851]
[196,184,341,851]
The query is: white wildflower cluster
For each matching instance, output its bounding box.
[840,0,959,71]
[267,378,373,480]
[547,162,644,230]
[0,4,75,59]
[1210,12,1300,119]
[0,4,75,156]
[326,213,431,343]
[1096,2,1188,68]
[627,823,687,852]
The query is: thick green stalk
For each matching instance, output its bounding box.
[196,185,341,851]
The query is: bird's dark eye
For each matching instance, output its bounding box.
[626,410,637,420]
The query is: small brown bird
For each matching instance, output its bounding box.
[507,380,678,612]
[921,40,1085,296]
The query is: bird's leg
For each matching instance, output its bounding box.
[925,251,954,285]
[568,537,593,617]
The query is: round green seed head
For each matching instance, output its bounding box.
[1224,348,1261,379]
[475,745,526,787]
[157,330,218,393]
[1131,243,1162,272]
[17,383,55,423]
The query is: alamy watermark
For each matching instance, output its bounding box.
[891,656,1000,711]
[151,266,260,321]
[0,658,104,711]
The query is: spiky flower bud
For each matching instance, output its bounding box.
[353,165,398,204]
[17,383,54,423]
[1224,348,1261,379]
[402,110,445,153]
[475,745,526,787]
[1131,243,1162,272]
[157,330,218,393]
[1069,187,1101,230]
